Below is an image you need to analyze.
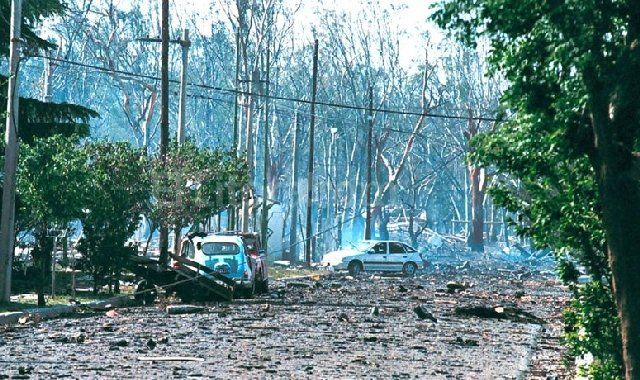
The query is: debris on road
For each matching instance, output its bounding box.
[451,336,479,347]
[446,281,472,293]
[0,257,571,379]
[137,356,204,362]
[455,305,545,324]
[105,309,119,318]
[413,305,437,322]
[166,305,207,315]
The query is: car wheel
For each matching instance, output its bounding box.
[402,262,418,277]
[348,261,363,276]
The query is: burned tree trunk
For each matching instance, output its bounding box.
[465,112,485,253]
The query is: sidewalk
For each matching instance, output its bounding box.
[0,295,133,325]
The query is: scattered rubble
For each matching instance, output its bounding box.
[165,305,206,315]
[0,258,571,379]
[455,305,546,325]
[413,305,437,322]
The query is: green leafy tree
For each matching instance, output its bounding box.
[0,0,97,303]
[148,142,248,263]
[433,0,640,377]
[77,142,149,294]
[472,116,621,377]
[17,135,90,306]
[0,0,97,141]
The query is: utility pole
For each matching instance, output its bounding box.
[288,111,301,263]
[177,28,190,145]
[364,86,373,240]
[0,0,22,304]
[260,45,271,253]
[241,71,257,232]
[228,32,241,231]
[305,39,319,267]
[42,50,55,103]
[233,32,241,154]
[172,29,190,258]
[158,0,170,266]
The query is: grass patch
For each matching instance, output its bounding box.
[0,291,127,313]
[269,266,328,280]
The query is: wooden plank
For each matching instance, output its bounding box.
[174,266,233,301]
[169,252,236,287]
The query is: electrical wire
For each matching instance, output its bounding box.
[27,54,501,123]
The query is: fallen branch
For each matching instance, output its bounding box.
[455,305,545,324]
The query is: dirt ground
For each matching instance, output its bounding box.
[0,264,572,379]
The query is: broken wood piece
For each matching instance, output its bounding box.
[137,356,204,362]
[446,281,471,293]
[413,305,437,322]
[455,305,545,324]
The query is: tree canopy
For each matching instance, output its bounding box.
[433,0,640,377]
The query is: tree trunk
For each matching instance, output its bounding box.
[598,160,640,379]
[467,165,485,252]
[173,226,181,258]
[378,208,390,240]
[288,112,301,263]
[32,231,53,307]
[158,224,169,266]
[466,112,485,252]
[93,273,99,296]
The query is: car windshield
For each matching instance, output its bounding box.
[201,242,240,256]
[354,241,376,252]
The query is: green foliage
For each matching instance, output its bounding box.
[148,142,248,230]
[0,75,97,143]
[76,142,149,293]
[16,134,90,305]
[0,0,66,55]
[565,281,623,379]
[17,135,90,228]
[432,0,630,376]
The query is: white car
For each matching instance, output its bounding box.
[321,240,424,276]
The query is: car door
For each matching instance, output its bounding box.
[387,242,408,271]
[362,242,388,271]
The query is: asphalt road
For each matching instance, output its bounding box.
[0,266,571,379]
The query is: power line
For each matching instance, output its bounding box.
[27,54,501,123]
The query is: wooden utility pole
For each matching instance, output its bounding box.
[233,32,241,154]
[364,86,373,240]
[260,46,271,252]
[0,0,22,304]
[172,28,190,258]
[288,111,301,262]
[176,28,190,145]
[305,39,319,267]
[42,50,55,103]
[241,72,256,232]
[158,0,170,266]
[228,32,241,231]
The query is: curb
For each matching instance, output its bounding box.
[276,272,332,282]
[0,295,134,326]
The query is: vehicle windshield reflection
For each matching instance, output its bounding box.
[355,241,375,251]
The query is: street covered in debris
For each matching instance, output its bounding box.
[0,257,572,379]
